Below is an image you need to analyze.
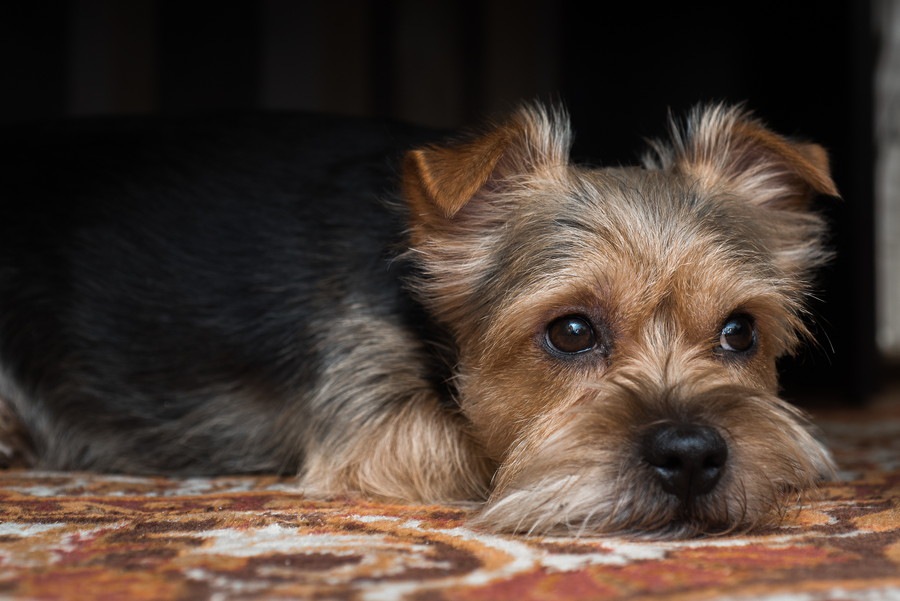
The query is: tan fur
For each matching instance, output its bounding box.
[300,392,493,504]
[0,397,33,468]
[0,103,838,538]
[292,296,493,504]
[389,102,837,536]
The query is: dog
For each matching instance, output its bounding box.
[0,103,837,536]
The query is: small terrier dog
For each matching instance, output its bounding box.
[0,103,837,536]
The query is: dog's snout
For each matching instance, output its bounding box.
[642,423,728,502]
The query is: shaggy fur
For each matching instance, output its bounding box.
[0,104,837,536]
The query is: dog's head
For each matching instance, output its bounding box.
[402,103,837,536]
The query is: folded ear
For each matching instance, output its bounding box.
[645,105,839,209]
[400,104,572,334]
[402,104,571,228]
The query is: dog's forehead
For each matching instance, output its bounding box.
[489,165,782,313]
[514,166,766,262]
[573,166,741,231]
[465,163,799,341]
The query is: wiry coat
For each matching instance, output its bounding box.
[0,104,837,536]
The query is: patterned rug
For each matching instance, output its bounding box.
[1,398,898,600]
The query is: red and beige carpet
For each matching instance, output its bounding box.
[1,396,898,600]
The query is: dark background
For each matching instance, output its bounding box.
[0,0,882,404]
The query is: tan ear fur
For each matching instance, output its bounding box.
[645,105,839,209]
[728,119,839,201]
[793,141,836,193]
[402,104,572,227]
[404,128,512,220]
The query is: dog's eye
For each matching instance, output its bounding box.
[546,315,597,354]
[719,314,755,353]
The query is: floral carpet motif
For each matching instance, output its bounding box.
[1,399,899,600]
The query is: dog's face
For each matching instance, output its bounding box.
[403,105,838,536]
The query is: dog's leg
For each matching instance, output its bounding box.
[0,397,33,468]
[299,393,492,504]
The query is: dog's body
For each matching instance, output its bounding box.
[0,105,837,536]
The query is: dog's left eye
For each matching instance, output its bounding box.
[719,314,756,354]
[546,315,597,355]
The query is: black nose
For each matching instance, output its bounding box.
[641,423,728,502]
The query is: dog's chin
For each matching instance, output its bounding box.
[474,466,826,538]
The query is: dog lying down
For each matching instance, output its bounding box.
[0,104,837,536]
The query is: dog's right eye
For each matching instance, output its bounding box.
[718,314,756,354]
[546,315,597,355]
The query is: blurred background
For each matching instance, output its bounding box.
[2,0,896,405]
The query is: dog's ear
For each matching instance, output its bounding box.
[403,104,571,226]
[646,105,839,209]
[648,105,838,305]
[401,105,571,333]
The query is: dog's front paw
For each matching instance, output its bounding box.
[0,398,34,469]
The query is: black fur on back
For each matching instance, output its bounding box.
[0,112,451,474]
